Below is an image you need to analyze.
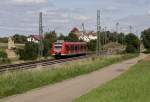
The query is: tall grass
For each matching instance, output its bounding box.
[0,54,138,98]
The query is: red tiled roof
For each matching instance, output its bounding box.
[30,35,43,41]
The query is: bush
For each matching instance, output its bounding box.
[125,33,140,53]
[87,40,96,51]
[0,49,10,64]
[141,28,150,51]
[18,43,38,60]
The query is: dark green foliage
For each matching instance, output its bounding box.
[141,28,150,51]
[117,33,125,44]
[43,40,51,57]
[0,50,7,59]
[87,40,96,51]
[13,34,27,44]
[45,31,57,43]
[0,49,9,64]
[98,31,126,45]
[44,31,57,56]
[64,28,79,42]
[125,33,140,53]
[18,43,38,60]
[66,32,79,42]
[58,34,66,40]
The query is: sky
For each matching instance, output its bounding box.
[0,0,150,37]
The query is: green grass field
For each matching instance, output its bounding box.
[0,54,138,98]
[74,59,150,102]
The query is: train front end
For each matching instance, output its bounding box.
[50,40,64,58]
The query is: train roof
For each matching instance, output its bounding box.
[55,42,87,45]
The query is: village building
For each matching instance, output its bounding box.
[71,27,97,42]
[27,35,42,43]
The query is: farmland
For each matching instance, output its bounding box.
[0,43,25,50]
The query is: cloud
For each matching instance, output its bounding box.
[73,15,90,21]
[0,0,150,36]
[117,14,150,33]
[13,0,47,3]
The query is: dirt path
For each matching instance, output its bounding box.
[1,54,147,102]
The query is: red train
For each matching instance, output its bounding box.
[50,40,87,58]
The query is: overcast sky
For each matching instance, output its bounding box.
[0,0,150,37]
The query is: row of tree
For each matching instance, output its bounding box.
[16,27,150,60]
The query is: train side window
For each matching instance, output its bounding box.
[66,45,69,51]
[71,45,74,50]
[75,45,78,50]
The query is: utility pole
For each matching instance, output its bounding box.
[81,23,88,41]
[129,25,133,33]
[38,12,44,59]
[104,27,107,44]
[116,22,119,33]
[82,23,85,32]
[116,22,119,43]
[96,10,101,56]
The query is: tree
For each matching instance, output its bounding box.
[67,32,79,42]
[13,34,27,44]
[43,40,51,57]
[58,34,65,40]
[18,42,38,60]
[43,31,57,56]
[45,31,57,42]
[125,33,140,53]
[65,27,79,42]
[87,40,96,51]
[141,28,150,51]
[117,33,125,45]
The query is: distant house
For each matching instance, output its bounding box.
[79,31,97,42]
[27,35,42,43]
[70,27,97,42]
[87,31,97,40]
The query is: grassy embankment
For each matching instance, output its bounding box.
[0,54,138,98]
[74,57,150,102]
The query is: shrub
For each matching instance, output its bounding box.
[141,28,150,52]
[0,49,10,64]
[125,33,140,53]
[18,43,38,60]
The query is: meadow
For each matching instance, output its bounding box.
[0,54,138,98]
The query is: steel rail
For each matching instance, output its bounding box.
[0,56,88,73]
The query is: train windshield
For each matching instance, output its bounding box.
[54,43,62,51]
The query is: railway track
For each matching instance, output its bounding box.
[0,56,88,73]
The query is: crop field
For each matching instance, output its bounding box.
[0,54,138,98]
[0,43,25,50]
[74,56,150,102]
